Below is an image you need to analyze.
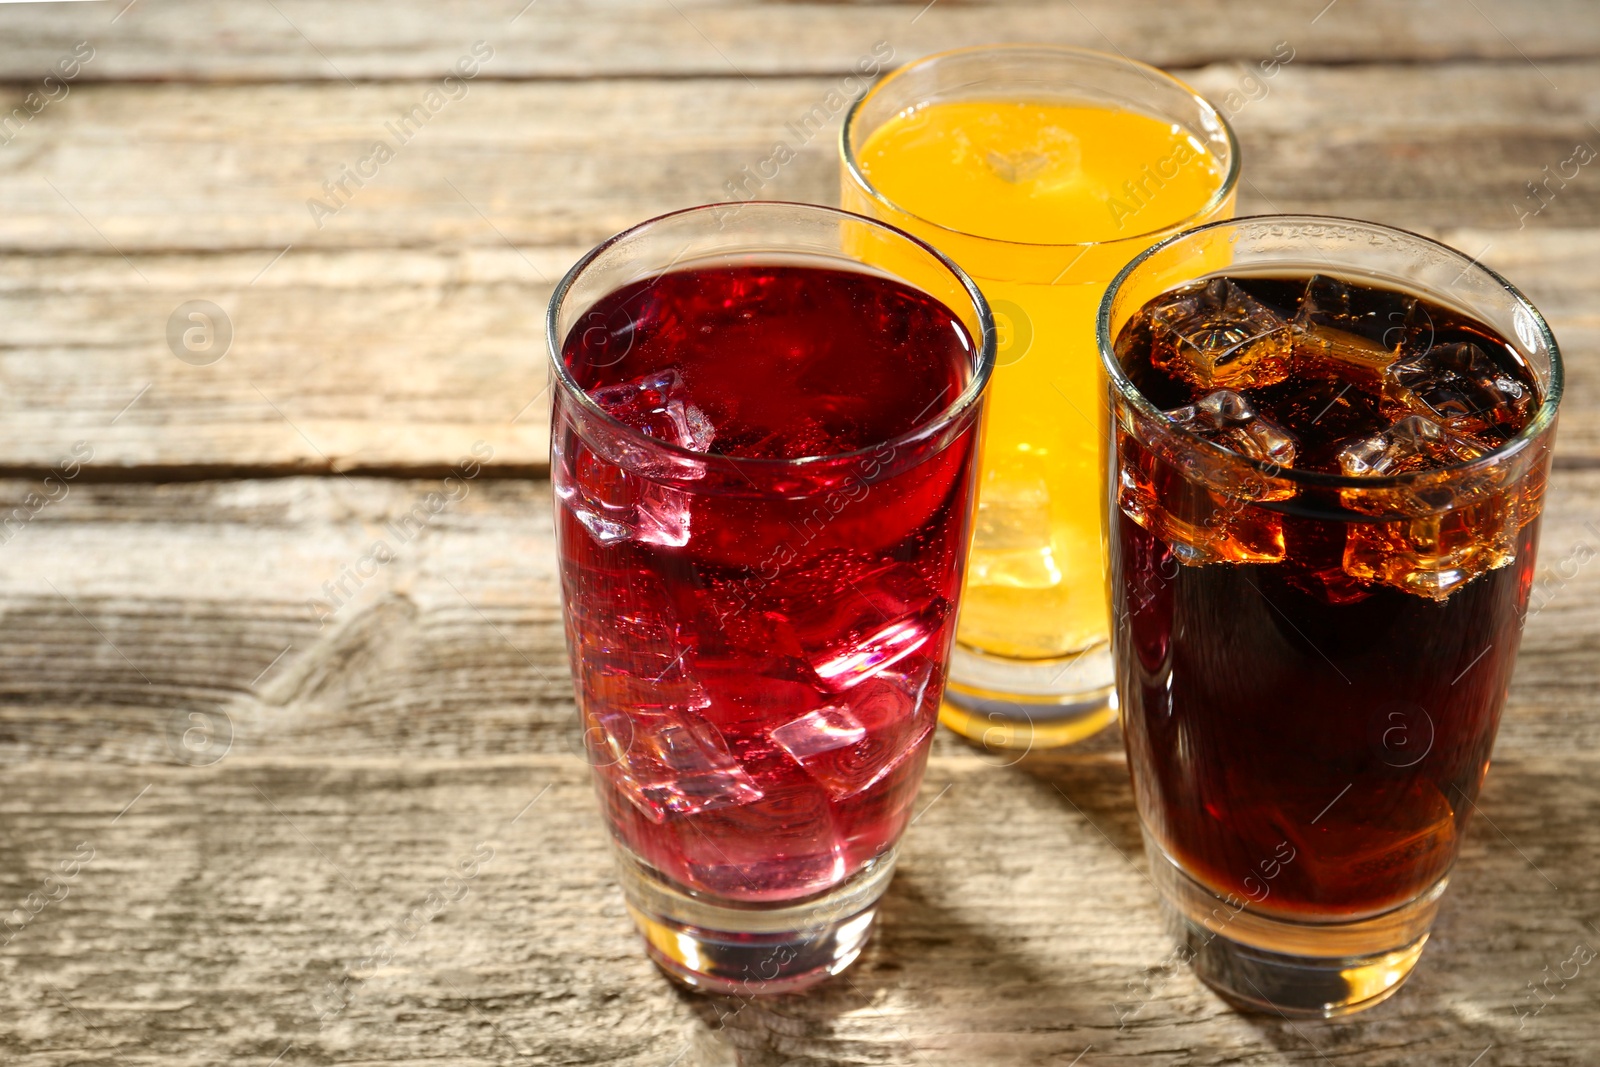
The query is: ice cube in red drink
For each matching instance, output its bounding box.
[556,264,978,902]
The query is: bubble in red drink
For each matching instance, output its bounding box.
[555,264,981,904]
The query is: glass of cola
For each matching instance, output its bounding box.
[1099,215,1562,1017]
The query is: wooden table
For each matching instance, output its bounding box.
[0,2,1596,1063]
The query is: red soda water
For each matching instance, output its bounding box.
[555,264,980,903]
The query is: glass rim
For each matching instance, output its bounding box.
[839,43,1243,252]
[545,200,998,472]
[1096,212,1566,493]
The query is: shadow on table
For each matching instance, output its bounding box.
[1015,746,1147,861]
[661,744,1594,1065]
[659,732,1152,1065]
[1020,746,1596,1067]
[670,866,1101,1066]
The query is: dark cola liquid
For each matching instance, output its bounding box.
[1112,274,1546,918]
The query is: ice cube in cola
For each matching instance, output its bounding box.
[1290,273,1409,386]
[1147,277,1294,390]
[1111,271,1545,916]
[556,264,979,903]
[1118,388,1297,565]
[1382,341,1537,439]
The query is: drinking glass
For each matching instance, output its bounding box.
[549,202,994,994]
[1099,215,1561,1016]
[842,45,1239,750]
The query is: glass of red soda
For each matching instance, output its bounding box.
[1099,216,1561,1017]
[548,202,994,994]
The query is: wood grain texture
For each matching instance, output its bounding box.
[0,248,561,474]
[2,2,1598,1061]
[1,0,1598,81]
[0,438,1588,1065]
[6,64,1600,257]
[0,229,1592,474]
[0,473,1595,763]
[0,472,1592,1065]
[0,754,1593,1066]
[1,64,1599,471]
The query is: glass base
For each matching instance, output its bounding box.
[1146,834,1445,1018]
[942,641,1116,749]
[613,845,896,996]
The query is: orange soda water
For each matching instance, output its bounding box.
[846,99,1232,742]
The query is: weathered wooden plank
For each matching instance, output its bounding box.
[4,64,1600,258]
[0,471,1592,766]
[0,753,1591,1066]
[0,478,573,766]
[0,229,1593,474]
[3,65,1597,474]
[0,0,1597,82]
[1188,63,1600,232]
[1,66,1596,473]
[0,248,562,474]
